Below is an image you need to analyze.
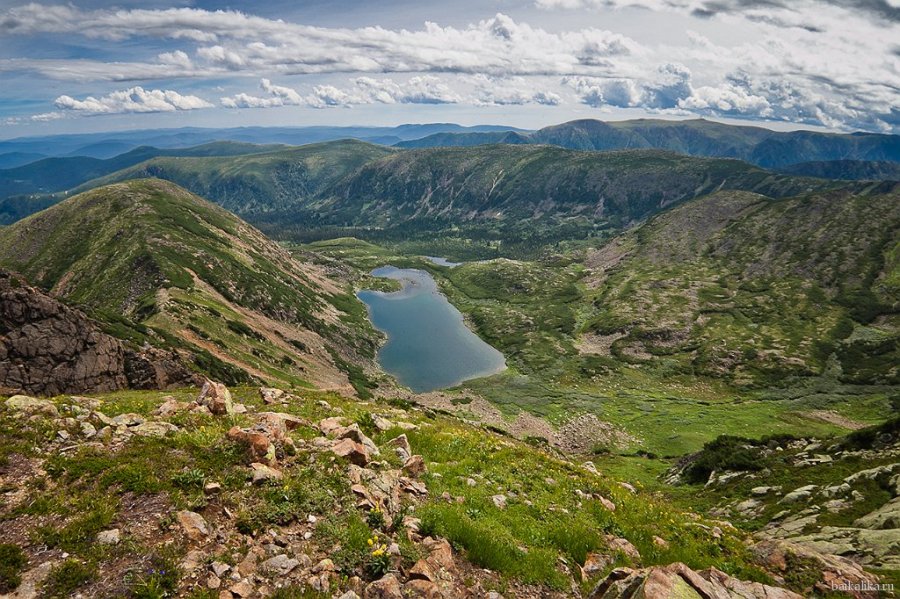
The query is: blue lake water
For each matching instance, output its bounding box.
[357,266,506,393]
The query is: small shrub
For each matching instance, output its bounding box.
[366,506,386,530]
[0,544,27,593]
[172,468,206,490]
[364,535,391,579]
[128,549,181,599]
[683,435,766,485]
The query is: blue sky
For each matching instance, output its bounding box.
[1,0,898,138]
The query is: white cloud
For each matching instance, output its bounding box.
[1,2,898,131]
[54,86,213,115]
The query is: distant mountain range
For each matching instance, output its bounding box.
[0,123,524,160]
[397,118,900,169]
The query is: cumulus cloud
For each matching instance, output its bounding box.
[221,75,565,110]
[54,86,213,115]
[565,63,692,109]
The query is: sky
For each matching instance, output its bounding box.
[0,0,898,139]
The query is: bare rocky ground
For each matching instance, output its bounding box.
[394,389,634,455]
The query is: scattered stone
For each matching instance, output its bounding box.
[211,562,231,578]
[589,562,803,599]
[259,387,286,404]
[652,536,670,550]
[409,559,436,582]
[373,415,394,431]
[207,574,221,589]
[752,539,882,598]
[79,421,97,438]
[604,535,641,561]
[582,552,613,577]
[492,494,507,509]
[177,510,209,541]
[402,455,427,477]
[131,421,179,437]
[155,396,189,417]
[204,482,222,495]
[181,549,206,572]
[251,462,283,484]
[781,485,817,504]
[364,573,403,599]
[618,482,637,494]
[402,579,442,598]
[751,485,780,496]
[331,438,370,466]
[229,580,254,598]
[97,528,120,545]
[597,495,616,512]
[227,426,276,465]
[199,379,234,415]
[261,554,300,575]
[112,413,145,427]
[318,416,347,436]
[4,561,53,599]
[387,434,412,461]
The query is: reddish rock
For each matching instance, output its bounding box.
[199,379,233,415]
[751,539,881,599]
[364,574,403,599]
[604,535,641,562]
[403,579,443,598]
[331,437,370,465]
[402,455,427,477]
[227,426,276,464]
[176,510,209,541]
[409,559,436,582]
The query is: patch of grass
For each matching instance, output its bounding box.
[128,547,182,599]
[36,499,116,554]
[0,543,27,593]
[43,559,97,598]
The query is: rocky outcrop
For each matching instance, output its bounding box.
[751,539,883,599]
[589,562,803,599]
[0,270,195,395]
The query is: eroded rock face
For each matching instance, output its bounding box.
[0,270,195,395]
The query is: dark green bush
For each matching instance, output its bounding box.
[0,544,27,593]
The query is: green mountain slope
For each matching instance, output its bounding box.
[579,182,900,387]
[81,139,395,214]
[779,159,900,181]
[313,145,829,233]
[0,178,379,391]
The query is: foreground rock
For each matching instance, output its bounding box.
[590,562,803,599]
[0,269,195,395]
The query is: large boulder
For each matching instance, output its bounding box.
[0,270,194,395]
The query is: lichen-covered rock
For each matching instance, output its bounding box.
[589,562,803,599]
[198,379,234,415]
